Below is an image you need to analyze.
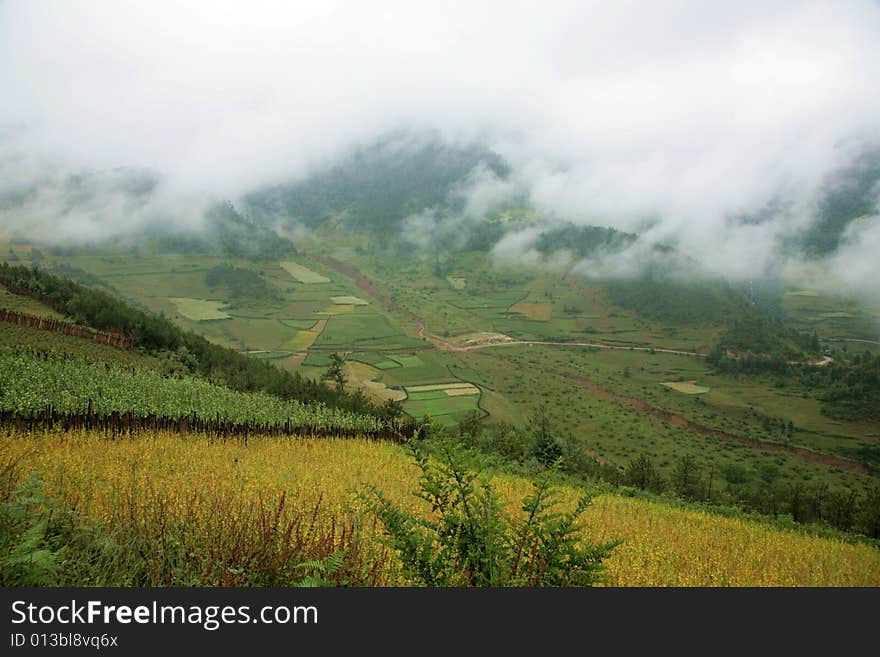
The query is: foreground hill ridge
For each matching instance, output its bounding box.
[1,223,878,588]
[2,431,877,587]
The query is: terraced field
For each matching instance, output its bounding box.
[280,260,330,283]
[0,284,68,320]
[4,244,877,515]
[169,297,231,320]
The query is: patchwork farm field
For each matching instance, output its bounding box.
[403,381,483,425]
[280,260,330,283]
[450,345,877,497]
[344,361,407,402]
[28,251,433,380]
[312,313,427,351]
[169,297,231,320]
[343,251,720,351]
[3,430,878,586]
[661,381,711,394]
[784,289,880,342]
[2,245,877,526]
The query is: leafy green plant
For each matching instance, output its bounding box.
[0,474,66,585]
[294,552,347,587]
[360,440,619,586]
[0,347,387,433]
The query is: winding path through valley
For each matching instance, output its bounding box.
[570,375,869,475]
[311,254,865,473]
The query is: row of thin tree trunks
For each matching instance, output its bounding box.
[0,309,133,349]
[0,405,410,444]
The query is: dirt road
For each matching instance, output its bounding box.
[570,375,869,475]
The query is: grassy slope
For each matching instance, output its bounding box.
[0,322,160,369]
[0,283,68,320]
[454,346,876,496]
[3,245,876,502]
[3,429,877,586]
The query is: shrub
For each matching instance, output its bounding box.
[360,440,619,586]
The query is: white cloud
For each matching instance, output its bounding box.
[1,0,879,282]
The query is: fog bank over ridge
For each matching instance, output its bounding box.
[1,1,879,288]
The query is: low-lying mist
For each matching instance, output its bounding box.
[1,1,879,295]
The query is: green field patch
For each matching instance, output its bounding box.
[0,284,68,320]
[284,301,325,316]
[104,270,216,299]
[404,395,481,419]
[317,305,356,315]
[447,364,488,387]
[283,320,327,351]
[451,291,525,310]
[330,295,368,305]
[661,381,711,394]
[391,354,424,368]
[404,381,481,408]
[406,390,452,401]
[510,302,552,321]
[314,314,426,351]
[348,352,402,369]
[0,348,381,431]
[244,350,290,361]
[280,261,330,283]
[382,352,452,386]
[0,322,159,369]
[169,298,231,321]
[345,361,407,403]
[302,352,333,368]
[280,319,319,330]
[815,312,856,319]
[446,276,466,290]
[221,318,305,349]
[273,353,305,372]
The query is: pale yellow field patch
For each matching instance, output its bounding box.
[280,261,330,283]
[275,353,305,371]
[406,382,477,393]
[510,302,552,321]
[784,290,819,297]
[446,276,466,290]
[345,362,407,403]
[331,296,368,305]
[448,332,517,347]
[661,381,710,394]
[445,386,480,397]
[284,319,327,351]
[7,432,880,586]
[816,312,855,318]
[169,298,231,321]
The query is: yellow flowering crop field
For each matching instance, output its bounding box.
[3,429,878,587]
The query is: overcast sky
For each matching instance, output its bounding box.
[1,1,879,285]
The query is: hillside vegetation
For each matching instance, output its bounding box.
[0,263,379,416]
[0,348,388,432]
[2,430,877,586]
